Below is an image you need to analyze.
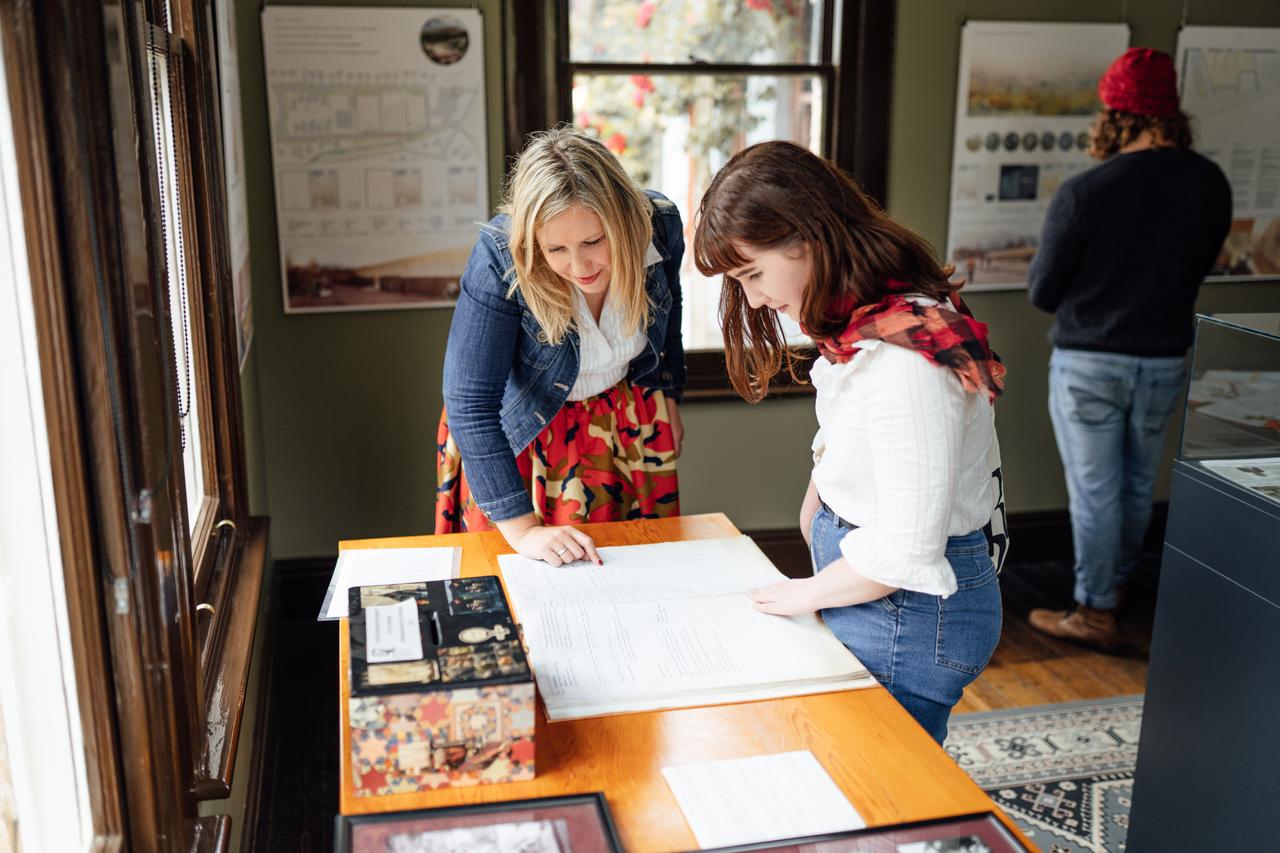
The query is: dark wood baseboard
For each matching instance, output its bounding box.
[272,556,338,576]
[745,528,814,579]
[244,561,344,851]
[239,556,335,853]
[1001,502,1168,563]
[744,502,1170,577]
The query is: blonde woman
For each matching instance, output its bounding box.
[436,128,686,565]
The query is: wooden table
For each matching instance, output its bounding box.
[338,514,1031,851]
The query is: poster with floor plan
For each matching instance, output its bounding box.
[1176,27,1280,279]
[262,6,488,312]
[945,21,1129,291]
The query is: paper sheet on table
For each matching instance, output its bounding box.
[498,536,787,610]
[499,536,874,720]
[318,546,460,620]
[519,594,866,702]
[663,750,865,848]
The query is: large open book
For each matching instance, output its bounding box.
[497,536,875,721]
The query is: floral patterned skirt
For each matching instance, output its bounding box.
[434,381,680,533]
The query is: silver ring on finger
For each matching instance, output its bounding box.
[555,546,569,557]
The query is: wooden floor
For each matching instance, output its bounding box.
[955,553,1157,713]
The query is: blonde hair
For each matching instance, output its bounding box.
[503,127,653,345]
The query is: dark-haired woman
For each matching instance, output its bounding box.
[693,141,1008,743]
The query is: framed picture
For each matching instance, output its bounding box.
[334,793,622,852]
[701,812,1029,852]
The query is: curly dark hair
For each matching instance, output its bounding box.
[1088,108,1193,160]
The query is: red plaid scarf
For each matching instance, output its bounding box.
[809,282,1006,402]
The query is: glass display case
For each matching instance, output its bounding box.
[1129,312,1280,852]
[1178,313,1280,504]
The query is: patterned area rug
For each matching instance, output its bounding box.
[945,696,1143,853]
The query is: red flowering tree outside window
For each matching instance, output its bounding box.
[566,0,825,349]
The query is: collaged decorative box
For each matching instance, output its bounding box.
[347,576,535,797]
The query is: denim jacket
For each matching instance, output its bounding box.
[441,190,687,522]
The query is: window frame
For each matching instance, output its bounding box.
[1,0,268,846]
[145,23,224,604]
[505,0,896,400]
[155,0,266,802]
[554,1,840,153]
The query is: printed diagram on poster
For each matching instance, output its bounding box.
[1176,27,1280,279]
[261,7,488,313]
[215,0,254,365]
[945,21,1129,290]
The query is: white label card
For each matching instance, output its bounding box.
[366,598,424,663]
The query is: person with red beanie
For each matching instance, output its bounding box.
[1026,47,1231,649]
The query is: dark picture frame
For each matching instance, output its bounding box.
[700,811,1030,852]
[334,793,623,853]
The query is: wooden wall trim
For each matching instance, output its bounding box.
[744,503,1171,576]
[188,814,231,853]
[195,517,270,799]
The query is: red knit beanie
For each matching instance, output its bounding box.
[1098,48,1180,117]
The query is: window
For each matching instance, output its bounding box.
[146,28,214,548]
[1,0,268,845]
[512,0,896,396]
[565,0,828,351]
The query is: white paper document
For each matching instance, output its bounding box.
[318,546,460,620]
[663,750,865,848]
[365,599,424,663]
[1199,457,1280,504]
[499,537,875,720]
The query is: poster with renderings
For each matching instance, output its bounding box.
[1176,26,1280,279]
[945,21,1129,291]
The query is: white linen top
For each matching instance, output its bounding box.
[810,300,1002,597]
[566,241,662,401]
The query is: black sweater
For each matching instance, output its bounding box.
[1027,147,1231,356]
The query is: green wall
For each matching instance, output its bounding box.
[238,0,1280,559]
[237,0,505,557]
[888,0,1280,517]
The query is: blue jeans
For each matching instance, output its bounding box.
[1047,349,1187,609]
[810,504,1002,744]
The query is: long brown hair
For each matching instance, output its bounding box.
[693,141,959,402]
[1088,108,1193,160]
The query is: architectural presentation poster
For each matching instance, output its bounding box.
[1176,26,1280,279]
[945,21,1129,291]
[215,0,254,364]
[261,6,488,313]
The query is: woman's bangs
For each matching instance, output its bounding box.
[694,208,748,278]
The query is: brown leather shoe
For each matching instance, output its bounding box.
[1028,606,1118,650]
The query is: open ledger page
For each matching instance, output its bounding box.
[498,537,876,720]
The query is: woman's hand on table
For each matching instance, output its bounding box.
[497,514,602,566]
[748,578,820,616]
